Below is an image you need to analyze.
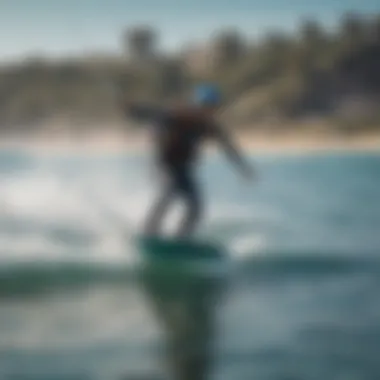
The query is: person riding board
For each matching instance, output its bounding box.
[124,84,255,237]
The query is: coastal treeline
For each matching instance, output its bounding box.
[0,11,379,133]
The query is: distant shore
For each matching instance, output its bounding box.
[1,128,380,155]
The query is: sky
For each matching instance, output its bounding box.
[1,0,380,62]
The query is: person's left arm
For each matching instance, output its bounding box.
[212,123,255,180]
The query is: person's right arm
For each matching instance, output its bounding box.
[123,102,165,124]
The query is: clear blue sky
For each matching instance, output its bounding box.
[1,0,379,62]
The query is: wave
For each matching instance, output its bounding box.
[0,261,135,296]
[0,250,379,296]
[238,250,380,278]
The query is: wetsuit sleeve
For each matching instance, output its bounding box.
[124,103,166,124]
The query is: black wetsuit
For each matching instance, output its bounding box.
[126,104,247,237]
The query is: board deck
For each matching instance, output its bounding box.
[137,235,226,261]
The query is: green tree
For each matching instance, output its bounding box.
[212,28,246,69]
[124,26,158,61]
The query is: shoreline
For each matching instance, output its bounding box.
[1,130,380,155]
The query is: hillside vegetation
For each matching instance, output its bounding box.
[1,12,379,134]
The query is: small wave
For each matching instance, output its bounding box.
[0,261,135,296]
[0,250,379,296]
[238,250,380,279]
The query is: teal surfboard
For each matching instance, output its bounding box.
[137,236,226,261]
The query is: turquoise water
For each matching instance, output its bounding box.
[0,150,380,380]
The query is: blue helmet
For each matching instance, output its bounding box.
[192,83,222,107]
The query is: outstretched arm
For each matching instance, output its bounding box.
[123,102,165,124]
[214,125,254,180]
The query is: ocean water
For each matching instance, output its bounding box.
[0,149,380,380]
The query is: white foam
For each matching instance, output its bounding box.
[228,234,267,260]
[0,154,279,266]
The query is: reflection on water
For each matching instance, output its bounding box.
[1,152,380,379]
[140,260,227,380]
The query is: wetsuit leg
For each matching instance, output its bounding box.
[144,177,174,236]
[144,166,203,237]
[173,169,203,237]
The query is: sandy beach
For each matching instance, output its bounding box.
[1,127,380,155]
